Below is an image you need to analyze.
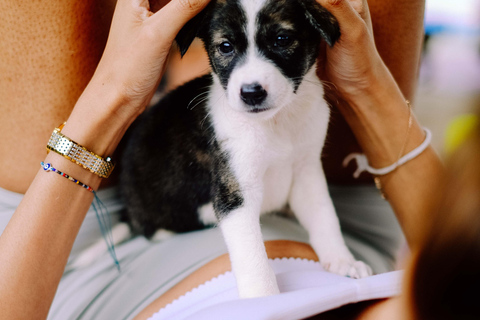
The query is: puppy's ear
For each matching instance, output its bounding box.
[299,0,340,47]
[175,2,214,57]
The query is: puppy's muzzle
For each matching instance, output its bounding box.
[240,83,268,110]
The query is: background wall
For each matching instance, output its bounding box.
[417,0,480,155]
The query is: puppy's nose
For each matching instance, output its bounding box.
[240,83,267,106]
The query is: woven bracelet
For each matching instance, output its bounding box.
[343,128,432,178]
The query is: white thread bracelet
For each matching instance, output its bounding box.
[343,128,432,178]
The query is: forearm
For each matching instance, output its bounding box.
[349,0,439,245]
[317,0,438,245]
[0,0,212,316]
[0,85,126,318]
[321,0,426,183]
[339,68,443,245]
[0,159,96,318]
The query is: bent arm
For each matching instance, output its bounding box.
[322,0,426,183]
[0,97,121,319]
[339,72,443,246]
[0,0,211,317]
[318,0,443,246]
[349,0,441,245]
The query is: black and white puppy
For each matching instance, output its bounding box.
[120,0,372,298]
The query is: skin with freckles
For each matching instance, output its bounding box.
[0,0,116,193]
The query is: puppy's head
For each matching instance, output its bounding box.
[176,0,340,118]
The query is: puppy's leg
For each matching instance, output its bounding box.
[219,202,280,298]
[213,163,279,298]
[289,161,372,278]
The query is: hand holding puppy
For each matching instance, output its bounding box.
[317,0,442,247]
[64,0,212,157]
[85,0,212,125]
[316,0,387,101]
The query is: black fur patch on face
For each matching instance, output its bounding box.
[200,0,248,89]
[256,0,328,90]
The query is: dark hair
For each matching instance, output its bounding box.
[410,111,480,320]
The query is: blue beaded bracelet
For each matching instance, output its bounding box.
[40,161,120,271]
[41,162,94,192]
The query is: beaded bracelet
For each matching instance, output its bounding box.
[41,162,94,192]
[40,162,120,271]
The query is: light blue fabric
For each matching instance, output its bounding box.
[0,184,404,319]
[0,186,122,264]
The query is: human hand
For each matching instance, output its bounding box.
[62,0,211,157]
[89,0,211,121]
[316,0,387,101]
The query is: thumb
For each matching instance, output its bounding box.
[149,0,211,41]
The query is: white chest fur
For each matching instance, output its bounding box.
[209,68,330,214]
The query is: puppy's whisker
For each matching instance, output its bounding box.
[187,88,211,110]
[189,97,210,111]
[187,96,208,111]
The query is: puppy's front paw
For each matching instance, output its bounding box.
[321,252,373,279]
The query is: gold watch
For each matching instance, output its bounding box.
[46,123,115,178]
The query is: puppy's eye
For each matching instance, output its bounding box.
[218,41,234,55]
[274,35,293,48]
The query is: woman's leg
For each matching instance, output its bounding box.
[133,240,319,320]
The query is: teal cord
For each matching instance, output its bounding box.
[92,192,121,272]
[41,162,121,271]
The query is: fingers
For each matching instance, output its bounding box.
[317,0,371,36]
[149,0,211,40]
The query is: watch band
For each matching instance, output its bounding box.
[46,123,115,178]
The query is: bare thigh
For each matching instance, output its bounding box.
[133,240,319,320]
[133,239,395,320]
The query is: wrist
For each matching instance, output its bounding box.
[60,79,136,158]
[339,64,399,115]
[334,72,425,169]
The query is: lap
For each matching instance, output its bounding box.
[134,240,318,320]
[48,185,403,319]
